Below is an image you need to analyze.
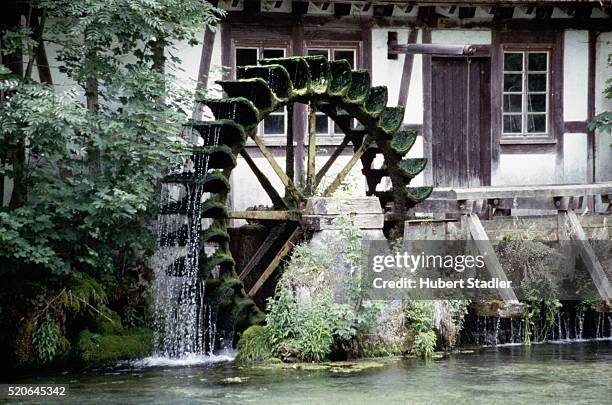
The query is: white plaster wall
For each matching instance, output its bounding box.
[563,30,589,121]
[497,154,556,185]
[564,133,588,183]
[595,32,612,182]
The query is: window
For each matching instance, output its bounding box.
[307,47,357,137]
[234,47,287,137]
[502,51,549,138]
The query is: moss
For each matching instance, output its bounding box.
[191,144,237,170]
[217,78,277,114]
[201,199,229,219]
[303,55,331,94]
[191,119,246,147]
[390,129,417,156]
[200,225,230,244]
[14,316,37,367]
[76,328,153,366]
[200,98,259,128]
[328,60,352,96]
[239,223,267,235]
[260,57,311,95]
[378,106,405,134]
[345,70,371,103]
[201,171,230,194]
[405,186,433,203]
[204,252,235,272]
[237,65,293,99]
[90,310,124,335]
[235,325,274,363]
[397,158,428,178]
[364,86,388,116]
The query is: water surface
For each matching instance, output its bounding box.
[10,341,612,404]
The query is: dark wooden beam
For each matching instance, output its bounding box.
[397,28,419,108]
[248,227,302,298]
[458,6,476,19]
[229,210,301,221]
[307,104,317,193]
[239,149,288,209]
[286,104,295,183]
[291,22,306,185]
[315,136,350,185]
[193,26,216,120]
[564,121,588,133]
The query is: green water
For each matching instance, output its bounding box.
[8,341,612,404]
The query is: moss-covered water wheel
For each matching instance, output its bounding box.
[159,56,432,341]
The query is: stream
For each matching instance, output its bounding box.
[8,340,612,404]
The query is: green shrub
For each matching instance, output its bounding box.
[296,304,334,362]
[235,325,273,363]
[414,331,436,358]
[31,315,61,364]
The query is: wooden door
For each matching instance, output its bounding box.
[431,57,491,187]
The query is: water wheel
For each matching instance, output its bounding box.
[158,56,432,348]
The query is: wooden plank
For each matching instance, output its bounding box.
[305,196,382,215]
[323,141,368,196]
[239,149,287,209]
[286,104,295,183]
[249,131,303,203]
[302,214,384,230]
[248,228,302,297]
[397,28,419,107]
[307,104,316,193]
[463,213,519,304]
[292,23,305,184]
[565,210,612,300]
[229,210,301,221]
[192,26,216,121]
[239,223,288,281]
[430,182,612,201]
[421,27,433,186]
[315,136,350,185]
[390,43,490,57]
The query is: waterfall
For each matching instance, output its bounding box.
[151,126,220,359]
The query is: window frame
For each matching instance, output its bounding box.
[305,42,361,142]
[232,41,291,139]
[501,50,550,138]
[496,39,560,145]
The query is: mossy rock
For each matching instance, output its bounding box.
[90,310,124,336]
[217,78,277,114]
[201,98,259,128]
[390,129,417,156]
[364,86,388,116]
[76,328,153,366]
[191,119,246,147]
[237,65,293,100]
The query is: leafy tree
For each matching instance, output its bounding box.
[0,0,222,368]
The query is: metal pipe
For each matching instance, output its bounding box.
[389,43,481,56]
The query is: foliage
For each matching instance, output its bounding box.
[414,331,436,358]
[588,53,612,134]
[0,0,222,368]
[404,301,437,358]
[31,315,60,363]
[77,328,153,365]
[235,325,274,363]
[523,300,562,344]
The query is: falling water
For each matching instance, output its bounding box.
[151,125,221,359]
[577,311,584,340]
[494,318,500,345]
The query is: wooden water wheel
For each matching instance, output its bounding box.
[160,55,432,336]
